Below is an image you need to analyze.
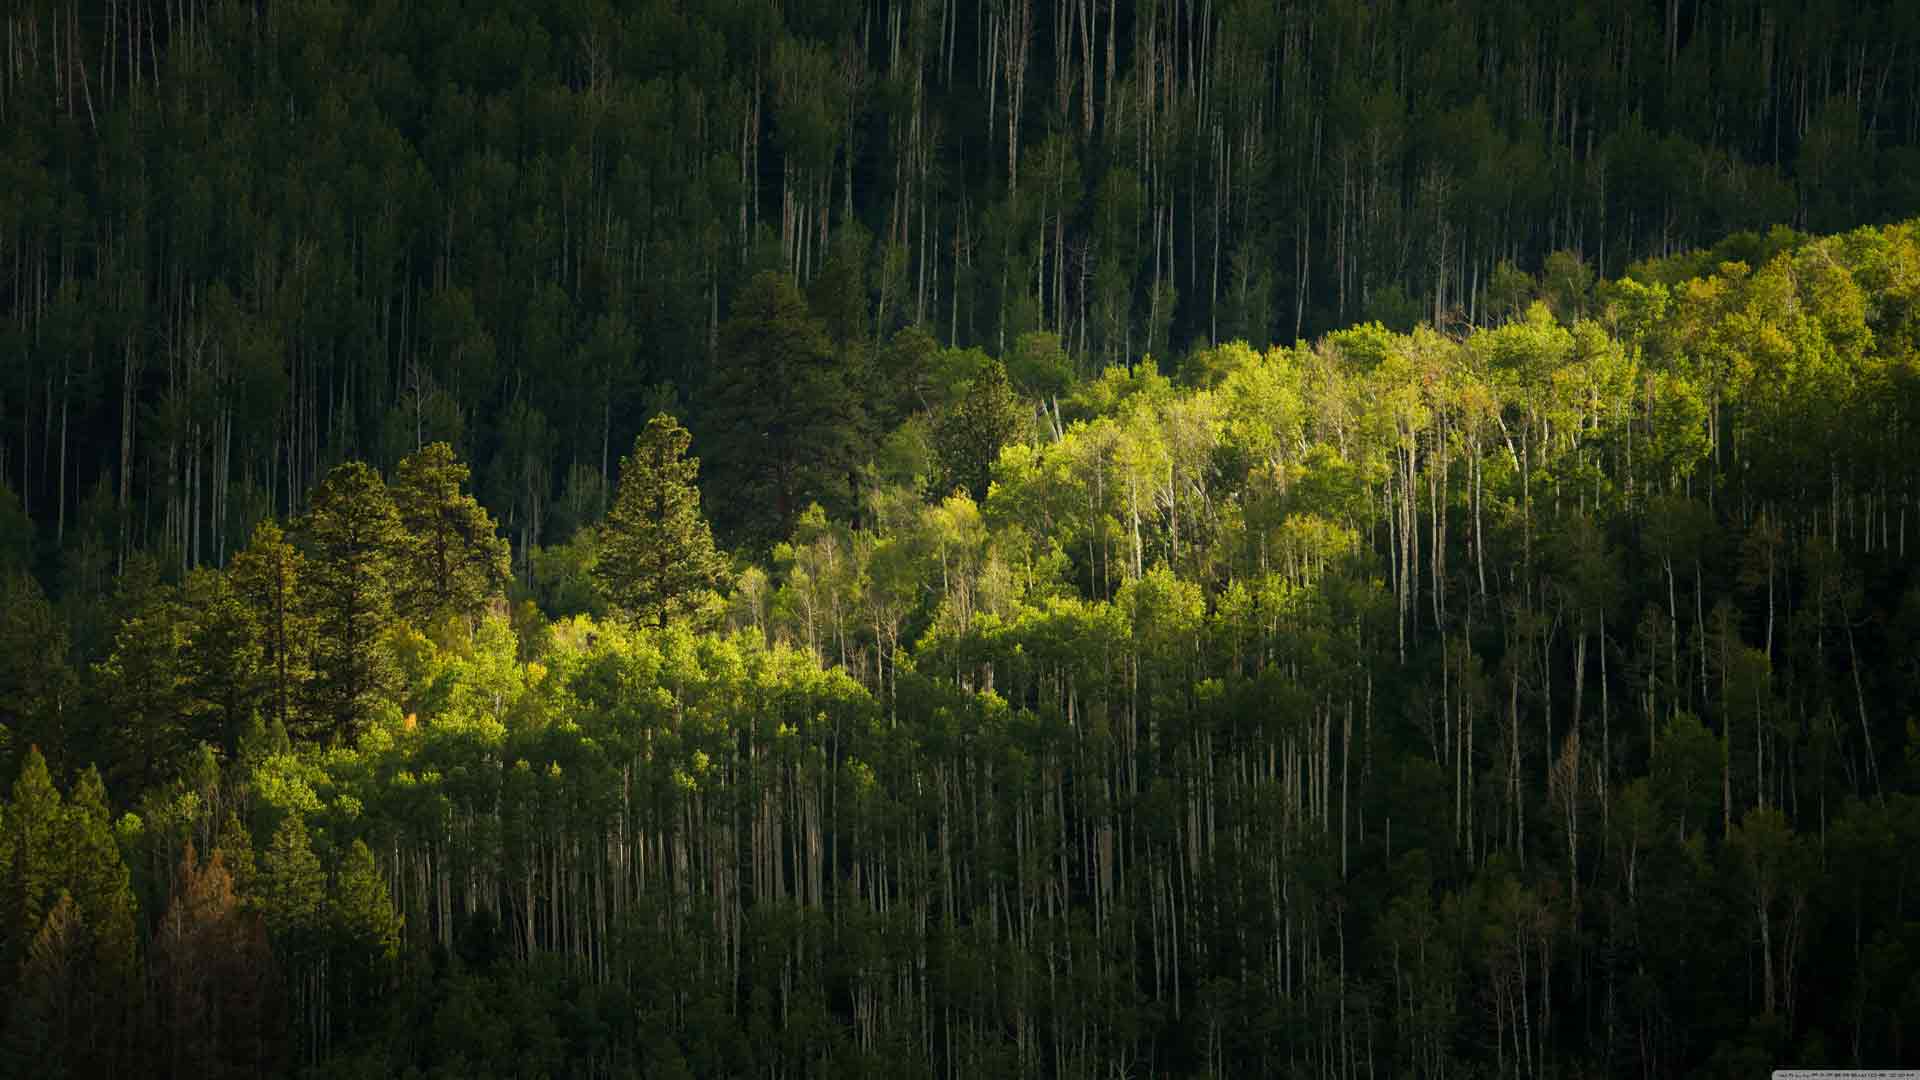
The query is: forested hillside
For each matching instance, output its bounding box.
[7,1,1920,1076]
[7,0,1920,563]
[4,214,1920,1076]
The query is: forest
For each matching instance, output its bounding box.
[4,0,1920,1077]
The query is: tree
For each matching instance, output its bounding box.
[181,568,268,760]
[298,463,403,746]
[706,272,868,544]
[154,844,279,1078]
[0,747,64,995]
[62,767,138,1075]
[258,816,325,1059]
[93,572,195,794]
[594,415,728,629]
[0,575,76,777]
[1729,807,1811,1020]
[933,359,1026,502]
[390,442,511,630]
[228,520,312,739]
[328,840,401,1039]
[1,891,78,1080]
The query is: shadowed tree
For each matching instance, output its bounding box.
[0,575,76,778]
[61,768,138,1076]
[933,359,1026,502]
[706,272,867,544]
[258,816,325,1062]
[180,568,268,760]
[154,843,280,1079]
[228,520,312,738]
[297,463,402,746]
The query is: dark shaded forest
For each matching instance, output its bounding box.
[3,1,1920,1078]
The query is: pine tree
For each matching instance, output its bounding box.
[155,844,280,1079]
[1,747,66,987]
[259,816,325,1060]
[92,577,194,794]
[328,840,401,1039]
[932,359,1026,501]
[62,768,138,1077]
[390,442,511,630]
[0,575,76,778]
[258,816,324,948]
[297,463,403,746]
[706,272,868,543]
[229,520,313,738]
[213,811,257,902]
[181,568,268,760]
[0,891,76,1080]
[594,414,728,629]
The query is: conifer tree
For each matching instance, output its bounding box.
[390,442,511,630]
[706,272,868,542]
[1,891,76,1080]
[933,359,1026,501]
[180,568,268,760]
[297,463,402,745]
[259,816,325,1057]
[213,811,257,902]
[93,578,193,794]
[229,520,313,737]
[155,844,279,1078]
[259,817,324,956]
[0,576,76,777]
[62,768,137,1075]
[594,415,728,629]
[0,747,64,994]
[328,840,401,1037]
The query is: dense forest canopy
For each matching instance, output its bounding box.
[5,1,1920,1077]
[6,0,1920,563]
[3,216,1919,1075]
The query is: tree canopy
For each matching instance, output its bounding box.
[6,2,1920,1067]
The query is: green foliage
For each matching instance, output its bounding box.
[229,520,313,738]
[258,816,325,960]
[390,443,511,630]
[299,463,404,746]
[0,574,75,779]
[706,272,869,544]
[932,360,1026,502]
[13,115,1920,1074]
[1,747,65,983]
[0,483,32,574]
[593,415,728,629]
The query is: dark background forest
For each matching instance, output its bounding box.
[3,0,1920,1077]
